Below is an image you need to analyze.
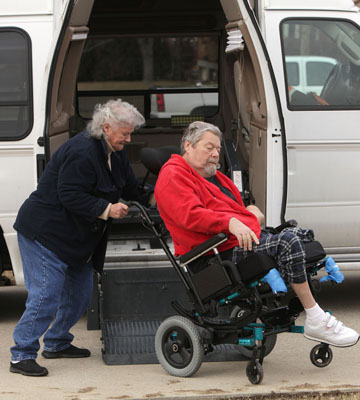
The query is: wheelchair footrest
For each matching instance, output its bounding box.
[290,325,304,334]
[260,306,294,328]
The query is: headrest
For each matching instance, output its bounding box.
[140,146,180,175]
[320,63,349,105]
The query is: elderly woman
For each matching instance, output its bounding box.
[10,99,146,376]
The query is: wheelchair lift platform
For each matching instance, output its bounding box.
[98,261,247,365]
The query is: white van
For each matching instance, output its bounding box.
[0,0,360,286]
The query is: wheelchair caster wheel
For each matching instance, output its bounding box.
[155,315,204,377]
[246,360,264,384]
[310,343,333,368]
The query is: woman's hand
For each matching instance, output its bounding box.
[229,217,259,251]
[109,202,129,219]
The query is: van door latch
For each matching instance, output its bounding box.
[272,133,281,138]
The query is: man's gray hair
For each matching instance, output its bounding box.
[180,121,222,154]
[87,99,145,139]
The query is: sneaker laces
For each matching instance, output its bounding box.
[325,313,344,334]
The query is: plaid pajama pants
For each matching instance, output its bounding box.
[232,227,315,284]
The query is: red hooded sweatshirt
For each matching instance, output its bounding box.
[155,154,261,256]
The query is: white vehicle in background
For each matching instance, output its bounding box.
[0,0,360,289]
[150,89,218,118]
[285,55,338,95]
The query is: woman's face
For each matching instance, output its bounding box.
[103,123,134,151]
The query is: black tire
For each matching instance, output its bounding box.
[230,305,277,359]
[155,316,204,377]
[246,360,264,384]
[310,344,333,368]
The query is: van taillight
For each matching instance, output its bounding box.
[156,94,165,112]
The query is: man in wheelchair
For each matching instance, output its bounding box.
[154,121,359,349]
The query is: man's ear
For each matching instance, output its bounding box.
[184,140,191,153]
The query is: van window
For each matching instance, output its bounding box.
[77,35,219,121]
[281,19,360,109]
[0,29,32,140]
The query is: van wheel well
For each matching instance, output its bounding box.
[0,228,12,286]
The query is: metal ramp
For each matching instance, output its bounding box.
[102,319,245,365]
[99,263,246,365]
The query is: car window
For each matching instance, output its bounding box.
[281,19,360,109]
[77,35,219,120]
[0,29,32,140]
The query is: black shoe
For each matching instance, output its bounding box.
[10,359,48,377]
[41,345,91,359]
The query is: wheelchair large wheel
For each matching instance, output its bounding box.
[155,315,204,377]
[230,305,277,359]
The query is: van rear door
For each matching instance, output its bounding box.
[263,4,360,266]
[220,0,285,227]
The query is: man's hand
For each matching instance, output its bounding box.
[229,217,259,251]
[246,204,265,226]
[109,202,129,219]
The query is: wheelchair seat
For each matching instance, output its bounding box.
[304,241,326,265]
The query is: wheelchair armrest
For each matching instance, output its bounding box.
[179,233,228,266]
[266,219,298,234]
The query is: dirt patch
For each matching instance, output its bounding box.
[78,386,97,393]
[226,391,360,400]
[175,389,227,395]
[329,385,360,390]
[280,384,321,392]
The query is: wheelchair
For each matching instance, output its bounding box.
[129,200,334,385]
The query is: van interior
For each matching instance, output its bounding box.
[45,0,360,246]
[46,0,268,237]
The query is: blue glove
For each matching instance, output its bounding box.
[262,268,287,294]
[320,256,344,284]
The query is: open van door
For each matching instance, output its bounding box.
[220,0,285,227]
[262,2,360,267]
[45,0,93,158]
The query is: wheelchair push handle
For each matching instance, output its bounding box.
[125,200,155,226]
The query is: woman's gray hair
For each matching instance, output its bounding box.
[180,121,222,154]
[87,99,145,139]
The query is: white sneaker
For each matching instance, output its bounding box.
[304,312,359,347]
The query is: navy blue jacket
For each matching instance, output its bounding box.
[14,131,144,272]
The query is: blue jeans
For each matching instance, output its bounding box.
[11,233,93,361]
